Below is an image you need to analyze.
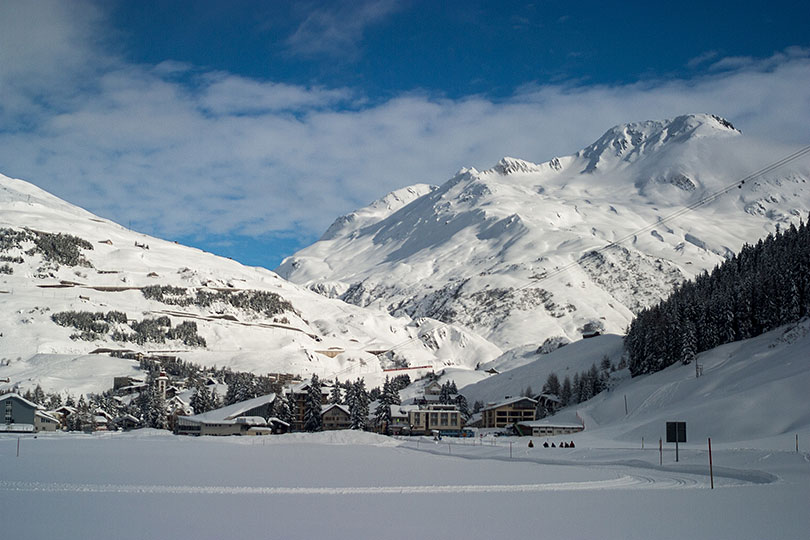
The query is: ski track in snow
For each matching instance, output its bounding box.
[0,475,692,496]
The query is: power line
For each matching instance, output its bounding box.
[366,143,810,361]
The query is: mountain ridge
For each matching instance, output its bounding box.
[276,114,810,349]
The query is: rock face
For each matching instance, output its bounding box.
[277,114,810,349]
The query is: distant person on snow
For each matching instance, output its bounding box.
[528,440,534,448]
[543,441,549,448]
[569,441,575,448]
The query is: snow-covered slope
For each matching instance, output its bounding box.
[277,114,810,349]
[460,318,810,443]
[0,174,501,395]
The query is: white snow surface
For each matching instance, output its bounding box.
[2,320,810,539]
[1,424,808,539]
[277,113,810,349]
[462,318,810,444]
[0,173,501,395]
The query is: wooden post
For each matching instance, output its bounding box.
[17,437,20,457]
[708,437,714,489]
[449,443,451,455]
[624,395,628,415]
[659,438,662,466]
[642,437,644,449]
[510,441,513,459]
[797,433,799,453]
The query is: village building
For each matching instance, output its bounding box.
[533,393,562,416]
[321,403,351,430]
[388,404,417,435]
[266,417,290,434]
[34,410,60,432]
[517,418,584,438]
[1,393,46,432]
[175,393,276,436]
[481,396,537,429]
[52,405,77,429]
[113,413,141,431]
[408,403,464,435]
[287,380,331,431]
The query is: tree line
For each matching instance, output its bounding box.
[625,218,810,376]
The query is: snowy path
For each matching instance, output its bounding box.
[396,438,777,487]
[0,475,657,495]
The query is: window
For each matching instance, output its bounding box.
[4,400,12,424]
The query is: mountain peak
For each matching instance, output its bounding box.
[578,113,741,173]
[318,183,437,241]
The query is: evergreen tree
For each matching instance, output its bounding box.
[560,376,572,406]
[373,376,402,433]
[272,392,293,425]
[680,318,697,365]
[329,379,343,405]
[45,392,63,410]
[542,372,561,397]
[348,378,369,430]
[303,375,323,432]
[210,388,222,410]
[455,394,470,420]
[190,381,211,414]
[32,384,46,405]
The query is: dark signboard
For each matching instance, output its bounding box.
[666,421,686,443]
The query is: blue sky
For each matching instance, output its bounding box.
[1,0,809,269]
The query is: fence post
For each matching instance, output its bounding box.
[510,441,512,459]
[658,439,664,466]
[708,437,714,490]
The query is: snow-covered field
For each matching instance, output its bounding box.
[2,429,808,540]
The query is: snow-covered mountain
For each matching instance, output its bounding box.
[0,174,501,396]
[277,114,810,349]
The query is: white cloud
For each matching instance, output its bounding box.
[285,0,402,59]
[1,3,809,260]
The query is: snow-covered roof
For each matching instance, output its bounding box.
[533,393,561,403]
[0,423,35,432]
[35,410,59,422]
[181,393,276,424]
[518,419,583,429]
[234,416,267,426]
[0,392,44,410]
[321,403,350,416]
[482,396,537,411]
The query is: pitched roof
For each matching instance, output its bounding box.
[180,393,276,424]
[0,392,43,410]
[482,396,537,411]
[321,403,350,416]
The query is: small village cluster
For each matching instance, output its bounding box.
[1,365,584,439]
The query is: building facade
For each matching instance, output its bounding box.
[408,404,463,435]
[481,397,537,429]
[321,403,351,430]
